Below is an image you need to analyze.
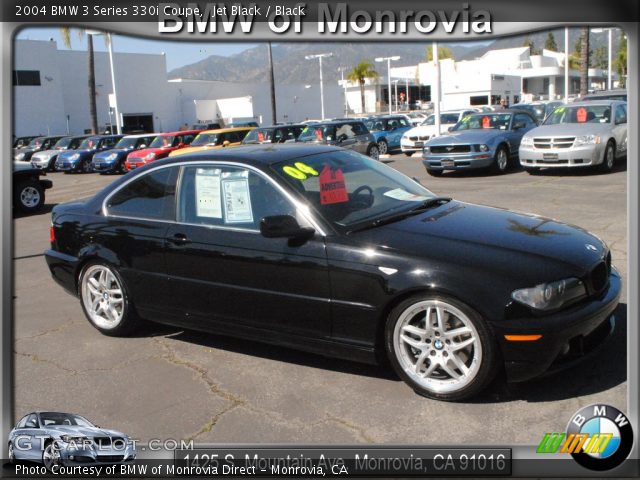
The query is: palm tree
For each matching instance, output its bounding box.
[60,27,98,134]
[347,61,378,115]
[579,27,590,96]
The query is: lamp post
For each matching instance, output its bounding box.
[591,27,614,90]
[86,30,121,134]
[432,43,442,135]
[338,66,348,117]
[392,79,399,113]
[375,56,401,115]
[305,53,333,120]
[564,27,569,102]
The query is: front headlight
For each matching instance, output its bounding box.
[144,152,156,161]
[106,153,118,161]
[423,146,430,153]
[60,435,89,445]
[477,144,490,152]
[15,152,25,161]
[573,135,601,146]
[520,136,533,147]
[512,277,586,311]
[70,153,80,161]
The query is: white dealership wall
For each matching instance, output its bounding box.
[13,39,345,137]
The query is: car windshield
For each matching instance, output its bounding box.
[115,137,140,149]
[150,135,175,148]
[298,125,336,142]
[544,105,611,125]
[243,129,274,144]
[190,133,220,147]
[53,137,72,149]
[28,137,44,148]
[453,113,512,131]
[79,138,100,149]
[272,150,435,230]
[421,113,461,126]
[39,412,94,427]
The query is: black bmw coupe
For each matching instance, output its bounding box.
[45,144,620,401]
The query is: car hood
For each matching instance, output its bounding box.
[354,200,607,277]
[525,123,613,137]
[59,149,94,159]
[94,148,127,157]
[45,425,127,438]
[427,129,504,145]
[32,149,59,157]
[405,124,455,137]
[129,146,174,158]
[170,144,224,157]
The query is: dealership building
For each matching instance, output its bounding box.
[14,39,612,137]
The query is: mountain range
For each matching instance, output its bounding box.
[168,28,623,85]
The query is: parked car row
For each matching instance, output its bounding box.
[419,100,627,176]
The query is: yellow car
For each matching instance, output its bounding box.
[168,127,254,157]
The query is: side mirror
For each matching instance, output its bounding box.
[222,140,231,147]
[260,215,315,241]
[513,122,526,130]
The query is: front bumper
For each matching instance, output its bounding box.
[519,144,602,168]
[401,138,431,153]
[92,160,118,172]
[55,160,80,172]
[422,151,495,171]
[58,444,136,466]
[495,270,621,382]
[31,156,53,169]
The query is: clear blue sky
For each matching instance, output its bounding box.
[16,27,257,71]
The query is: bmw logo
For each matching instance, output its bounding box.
[566,404,633,471]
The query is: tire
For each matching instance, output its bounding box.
[426,169,443,177]
[42,441,61,472]
[385,294,498,401]
[404,152,413,157]
[8,442,15,464]
[598,141,615,173]
[79,261,142,336]
[81,158,93,174]
[491,145,509,174]
[523,167,540,175]
[14,180,45,213]
[367,145,380,161]
[47,158,57,172]
[377,139,388,155]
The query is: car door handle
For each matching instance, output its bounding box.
[167,233,191,245]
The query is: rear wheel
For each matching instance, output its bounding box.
[378,139,388,155]
[385,294,498,401]
[8,442,15,464]
[79,262,142,336]
[492,146,509,174]
[367,145,380,161]
[14,180,44,213]
[426,168,443,177]
[598,141,615,173]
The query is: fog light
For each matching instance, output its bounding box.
[69,455,75,461]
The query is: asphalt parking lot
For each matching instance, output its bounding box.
[13,154,627,446]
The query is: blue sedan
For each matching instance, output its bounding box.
[92,134,158,174]
[56,135,123,173]
[363,115,413,155]
[422,109,538,176]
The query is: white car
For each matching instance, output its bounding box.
[400,109,476,156]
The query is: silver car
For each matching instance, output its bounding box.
[519,101,627,173]
[8,411,135,470]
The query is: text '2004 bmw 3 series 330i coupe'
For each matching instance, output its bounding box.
[45,144,620,401]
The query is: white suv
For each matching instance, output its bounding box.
[400,109,476,156]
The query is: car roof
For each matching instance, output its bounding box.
[308,119,366,126]
[155,143,343,167]
[199,127,255,134]
[160,130,200,136]
[567,100,624,107]
[254,124,305,129]
[122,133,160,139]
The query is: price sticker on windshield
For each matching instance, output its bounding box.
[319,165,349,205]
[576,107,588,123]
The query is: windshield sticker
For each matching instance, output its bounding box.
[555,106,566,113]
[283,166,307,180]
[222,178,253,223]
[384,188,429,202]
[294,162,319,176]
[257,131,265,142]
[195,168,222,218]
[576,107,588,123]
[319,165,349,205]
[315,128,324,141]
[482,116,491,128]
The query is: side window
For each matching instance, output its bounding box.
[614,105,627,124]
[183,134,195,144]
[25,414,38,428]
[397,117,410,127]
[177,165,296,230]
[106,167,178,220]
[350,123,366,136]
[336,124,356,140]
[273,129,284,143]
[514,114,534,128]
[173,135,183,147]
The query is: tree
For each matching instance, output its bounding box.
[544,32,558,51]
[346,61,378,114]
[60,27,98,134]
[613,32,627,87]
[425,46,454,62]
[524,37,541,55]
[591,46,608,70]
[579,27,589,96]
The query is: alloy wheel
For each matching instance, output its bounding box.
[20,186,41,209]
[496,148,508,171]
[81,265,125,330]
[369,146,380,160]
[393,300,482,395]
[378,140,388,155]
[42,442,60,471]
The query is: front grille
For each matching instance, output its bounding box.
[419,135,430,141]
[96,455,124,463]
[588,261,609,295]
[94,437,123,447]
[429,145,471,154]
[533,137,576,149]
[409,136,418,141]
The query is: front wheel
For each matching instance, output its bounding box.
[491,146,509,174]
[523,167,540,175]
[404,151,413,157]
[385,294,498,401]
[598,141,615,173]
[42,441,61,471]
[79,262,142,336]
[81,159,93,173]
[8,442,15,464]
[426,168,443,177]
[14,180,44,213]
[367,145,380,161]
[377,139,388,155]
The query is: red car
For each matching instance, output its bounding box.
[124,130,198,171]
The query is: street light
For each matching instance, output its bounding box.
[591,27,614,90]
[338,66,348,117]
[86,30,121,134]
[305,53,333,120]
[392,79,399,113]
[375,56,401,115]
